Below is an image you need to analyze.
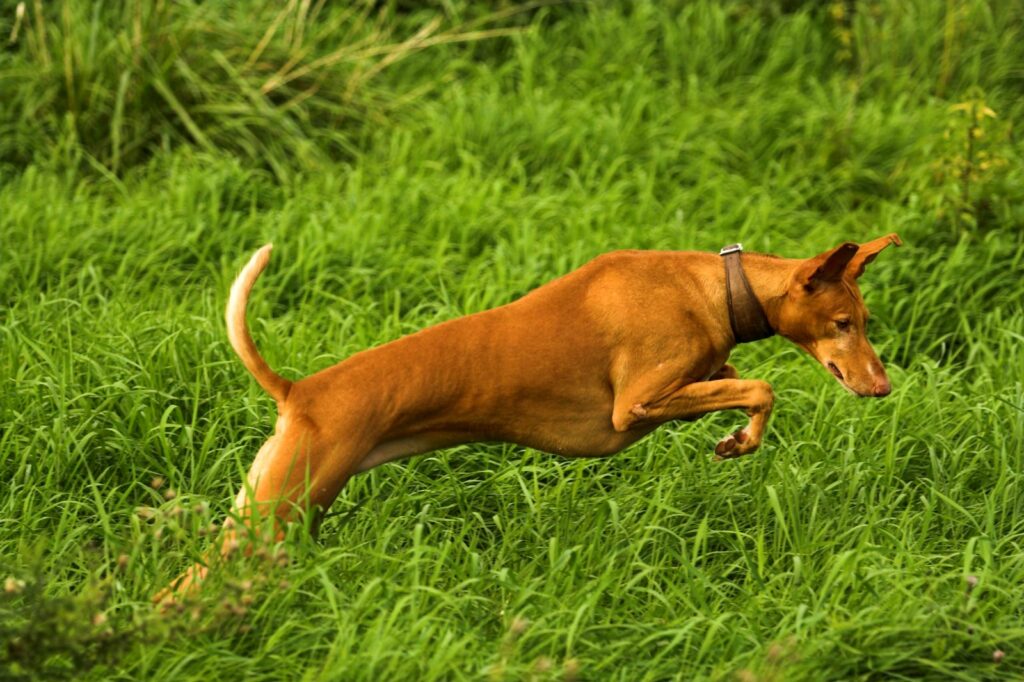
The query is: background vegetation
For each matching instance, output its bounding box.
[2,0,1023,679]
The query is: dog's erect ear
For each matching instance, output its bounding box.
[798,242,859,291]
[847,233,903,279]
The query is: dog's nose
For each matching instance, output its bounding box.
[872,378,891,397]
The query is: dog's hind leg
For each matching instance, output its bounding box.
[156,407,372,603]
[235,409,376,525]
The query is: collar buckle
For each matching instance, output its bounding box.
[719,243,743,256]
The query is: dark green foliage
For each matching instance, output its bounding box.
[0,0,520,178]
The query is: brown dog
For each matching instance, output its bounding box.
[159,234,901,598]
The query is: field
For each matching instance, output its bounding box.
[2,1,1024,679]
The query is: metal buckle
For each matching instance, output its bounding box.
[719,243,743,256]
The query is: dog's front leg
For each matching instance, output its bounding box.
[613,378,773,460]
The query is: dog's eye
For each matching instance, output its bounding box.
[836,318,852,332]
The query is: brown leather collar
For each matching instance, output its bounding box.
[720,244,774,344]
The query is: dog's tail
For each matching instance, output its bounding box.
[226,244,291,402]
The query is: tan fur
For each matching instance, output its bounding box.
[155,234,901,602]
[226,244,291,402]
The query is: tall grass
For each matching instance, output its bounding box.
[0,0,521,178]
[2,0,1024,679]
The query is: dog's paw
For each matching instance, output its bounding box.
[713,427,759,461]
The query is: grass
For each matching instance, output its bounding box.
[0,0,523,178]
[2,0,1024,679]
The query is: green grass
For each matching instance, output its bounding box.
[2,1,1024,679]
[0,0,522,178]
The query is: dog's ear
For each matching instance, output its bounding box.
[847,233,903,279]
[798,242,859,291]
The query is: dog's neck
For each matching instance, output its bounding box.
[728,255,799,339]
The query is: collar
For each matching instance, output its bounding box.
[719,244,775,344]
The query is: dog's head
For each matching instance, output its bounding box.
[773,234,902,397]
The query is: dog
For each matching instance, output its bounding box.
[157,234,901,599]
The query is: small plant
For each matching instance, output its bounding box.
[828,1,855,65]
[0,481,293,681]
[930,89,1011,235]
[0,562,168,681]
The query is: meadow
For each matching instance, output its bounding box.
[2,1,1024,679]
